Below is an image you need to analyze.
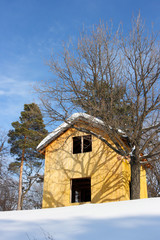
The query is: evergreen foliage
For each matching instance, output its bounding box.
[73,80,132,129]
[8,103,48,209]
[8,103,48,171]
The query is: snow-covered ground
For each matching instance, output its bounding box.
[0,198,160,240]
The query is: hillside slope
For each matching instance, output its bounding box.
[0,198,160,240]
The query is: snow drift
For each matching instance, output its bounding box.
[0,198,160,240]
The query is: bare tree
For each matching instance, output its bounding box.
[22,182,43,210]
[37,14,160,199]
[0,130,8,167]
[147,161,160,197]
[0,130,18,211]
[0,172,18,211]
[0,129,43,211]
[146,132,160,197]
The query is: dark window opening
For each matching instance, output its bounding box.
[73,136,81,154]
[73,135,92,154]
[71,178,91,203]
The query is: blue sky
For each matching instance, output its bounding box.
[0,0,160,132]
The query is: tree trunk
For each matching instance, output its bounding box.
[130,155,140,199]
[20,192,24,210]
[17,136,26,210]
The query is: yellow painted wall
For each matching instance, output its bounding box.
[140,166,148,198]
[42,124,147,208]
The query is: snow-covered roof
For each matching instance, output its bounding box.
[37,113,106,151]
[37,112,128,152]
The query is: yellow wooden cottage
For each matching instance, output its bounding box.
[37,113,148,208]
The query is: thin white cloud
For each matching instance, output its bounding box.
[0,76,15,84]
[0,90,6,95]
[0,75,33,97]
[0,75,38,132]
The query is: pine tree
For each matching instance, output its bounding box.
[8,103,48,210]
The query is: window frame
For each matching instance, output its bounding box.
[73,135,92,154]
